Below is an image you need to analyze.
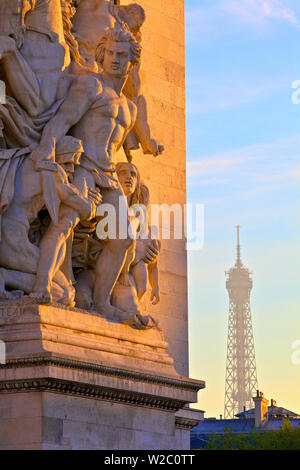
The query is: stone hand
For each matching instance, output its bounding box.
[0,36,16,59]
[85,199,97,221]
[150,287,160,305]
[88,188,102,206]
[144,139,165,157]
[143,240,161,264]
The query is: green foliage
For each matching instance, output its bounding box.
[205,420,300,450]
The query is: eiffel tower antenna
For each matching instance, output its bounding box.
[235,224,242,266]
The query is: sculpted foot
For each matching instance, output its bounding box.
[121,312,158,330]
[29,287,52,305]
[75,291,94,311]
[95,301,128,319]
[94,302,157,330]
[135,314,157,330]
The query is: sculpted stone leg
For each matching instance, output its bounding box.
[94,187,134,318]
[0,267,73,305]
[0,211,39,274]
[131,261,148,301]
[94,237,133,314]
[0,268,35,299]
[31,207,79,304]
[75,269,95,310]
[118,239,136,287]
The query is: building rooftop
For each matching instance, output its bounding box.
[236,405,300,420]
[192,418,256,435]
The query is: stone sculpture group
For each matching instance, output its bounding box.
[0,0,164,329]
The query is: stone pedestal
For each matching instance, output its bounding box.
[0,301,204,450]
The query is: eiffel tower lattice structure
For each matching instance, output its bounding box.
[224,226,258,419]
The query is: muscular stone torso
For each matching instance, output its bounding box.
[72,78,136,172]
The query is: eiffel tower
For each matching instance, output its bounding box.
[224,226,258,419]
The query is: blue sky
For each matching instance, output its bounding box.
[186,0,300,417]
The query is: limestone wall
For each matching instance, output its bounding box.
[0,392,191,450]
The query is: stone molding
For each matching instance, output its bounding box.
[0,377,184,411]
[175,416,202,430]
[0,355,204,392]
[175,407,204,430]
[0,356,204,412]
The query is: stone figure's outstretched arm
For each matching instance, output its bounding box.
[132,95,165,158]
[123,64,164,159]
[31,76,101,161]
[118,98,138,152]
[0,36,41,116]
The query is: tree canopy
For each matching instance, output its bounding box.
[205,419,300,450]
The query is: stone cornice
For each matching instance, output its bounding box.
[175,416,202,430]
[0,376,187,412]
[0,355,204,392]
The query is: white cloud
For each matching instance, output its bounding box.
[187,135,300,193]
[186,78,288,115]
[186,0,300,45]
[188,135,300,171]
[290,167,300,178]
[223,0,299,27]
[188,156,242,178]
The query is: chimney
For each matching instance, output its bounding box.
[271,399,277,407]
[252,390,269,427]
